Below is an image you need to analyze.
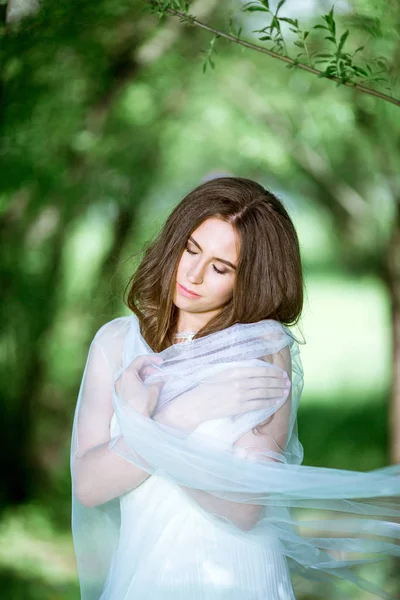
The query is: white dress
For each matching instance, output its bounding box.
[100,403,296,599]
[72,316,400,600]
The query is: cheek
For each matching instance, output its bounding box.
[176,253,187,275]
[213,277,235,299]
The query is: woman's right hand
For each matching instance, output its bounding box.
[154,364,291,432]
[116,354,164,418]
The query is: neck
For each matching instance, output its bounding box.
[176,310,218,333]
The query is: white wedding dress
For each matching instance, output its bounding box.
[101,414,296,600]
[98,330,296,600]
[72,316,400,600]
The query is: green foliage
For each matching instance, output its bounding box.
[145,0,191,21]
[146,0,399,105]
[244,0,288,55]
[201,34,219,73]
[312,8,381,86]
[242,1,393,89]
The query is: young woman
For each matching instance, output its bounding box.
[71,177,399,600]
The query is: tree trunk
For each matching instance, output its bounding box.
[386,203,400,464]
[6,0,38,23]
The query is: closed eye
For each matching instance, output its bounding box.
[184,244,227,275]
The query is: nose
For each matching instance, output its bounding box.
[186,262,203,285]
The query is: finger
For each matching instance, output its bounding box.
[148,394,158,416]
[252,365,288,378]
[236,399,282,415]
[142,355,164,371]
[131,355,148,371]
[151,379,164,392]
[148,384,160,402]
[225,365,288,379]
[243,388,289,402]
[150,355,164,364]
[251,397,287,411]
[125,363,145,383]
[117,371,141,396]
[133,356,163,380]
[244,376,290,390]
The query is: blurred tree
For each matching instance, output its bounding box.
[6,0,38,22]
[0,0,224,507]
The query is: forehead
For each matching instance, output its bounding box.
[190,218,240,258]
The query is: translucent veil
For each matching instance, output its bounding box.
[70,315,400,600]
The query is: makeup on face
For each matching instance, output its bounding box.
[176,282,201,299]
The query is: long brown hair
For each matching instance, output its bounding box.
[125,176,304,352]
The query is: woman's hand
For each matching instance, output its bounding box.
[154,363,291,432]
[115,355,164,418]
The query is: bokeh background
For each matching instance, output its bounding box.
[1,0,399,598]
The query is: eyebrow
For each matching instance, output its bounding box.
[188,236,237,270]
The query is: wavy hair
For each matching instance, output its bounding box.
[125,176,304,353]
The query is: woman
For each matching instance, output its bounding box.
[71,177,399,600]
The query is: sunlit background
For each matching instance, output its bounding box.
[1,0,399,598]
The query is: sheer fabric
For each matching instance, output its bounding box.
[71,315,400,600]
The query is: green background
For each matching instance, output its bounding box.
[1,0,399,597]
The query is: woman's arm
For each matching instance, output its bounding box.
[177,347,292,531]
[73,440,151,508]
[72,329,170,508]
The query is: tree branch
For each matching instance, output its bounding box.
[146,1,400,108]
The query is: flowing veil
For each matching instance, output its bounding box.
[71,315,400,599]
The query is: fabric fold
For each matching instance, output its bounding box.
[71,315,400,600]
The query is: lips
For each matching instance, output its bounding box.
[177,282,201,297]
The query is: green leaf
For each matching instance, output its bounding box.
[374,57,389,69]
[337,30,349,54]
[259,35,272,41]
[328,6,335,29]
[271,16,279,31]
[352,66,368,77]
[322,7,336,36]
[314,24,329,30]
[294,41,304,48]
[319,64,337,78]
[243,5,269,12]
[280,17,298,27]
[315,53,333,59]
[276,0,286,11]
[364,17,382,38]
[303,31,309,40]
[324,36,336,44]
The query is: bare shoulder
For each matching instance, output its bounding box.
[93,315,135,345]
[252,319,292,378]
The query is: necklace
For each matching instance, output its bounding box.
[174,329,197,342]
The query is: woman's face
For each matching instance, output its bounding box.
[174,217,240,330]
